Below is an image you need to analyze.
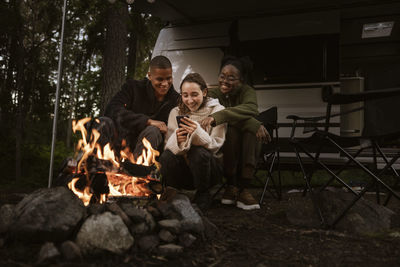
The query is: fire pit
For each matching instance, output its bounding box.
[0,118,219,264]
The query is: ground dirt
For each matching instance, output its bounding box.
[1,188,400,267]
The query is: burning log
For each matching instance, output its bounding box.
[63,117,163,206]
[121,161,156,178]
[90,172,110,204]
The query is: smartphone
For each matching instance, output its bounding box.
[176,115,189,127]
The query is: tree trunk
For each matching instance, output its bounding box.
[66,72,77,148]
[1,32,16,134]
[127,31,137,79]
[15,0,25,181]
[99,3,129,115]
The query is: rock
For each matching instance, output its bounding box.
[157,244,184,257]
[87,203,106,215]
[158,219,181,234]
[38,242,60,263]
[106,202,132,227]
[147,205,161,218]
[60,240,82,260]
[179,232,197,248]
[165,210,183,220]
[155,201,173,217]
[171,194,204,234]
[131,222,149,235]
[144,209,156,232]
[158,229,176,243]
[120,204,156,231]
[11,187,86,242]
[76,211,134,254]
[201,216,219,240]
[287,190,397,234]
[137,235,159,252]
[120,203,146,222]
[0,204,15,234]
[286,194,319,228]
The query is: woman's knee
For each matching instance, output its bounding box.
[187,146,212,162]
[159,150,180,170]
[225,126,241,143]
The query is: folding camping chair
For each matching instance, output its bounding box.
[256,106,282,204]
[287,86,400,228]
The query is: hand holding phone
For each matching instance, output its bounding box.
[176,115,189,127]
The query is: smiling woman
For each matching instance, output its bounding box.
[200,55,271,211]
[159,73,227,210]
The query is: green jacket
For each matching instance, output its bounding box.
[208,84,261,134]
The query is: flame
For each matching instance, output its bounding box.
[68,118,160,206]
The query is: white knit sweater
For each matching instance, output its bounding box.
[164,98,227,157]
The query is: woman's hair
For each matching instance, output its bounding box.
[178,73,208,115]
[220,55,253,84]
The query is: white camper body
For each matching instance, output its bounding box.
[144,0,400,165]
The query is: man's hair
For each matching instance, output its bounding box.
[149,55,172,70]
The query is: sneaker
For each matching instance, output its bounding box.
[236,189,260,210]
[221,185,239,205]
[194,190,211,211]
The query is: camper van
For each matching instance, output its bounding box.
[137,0,400,164]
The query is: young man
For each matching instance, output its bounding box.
[104,55,179,157]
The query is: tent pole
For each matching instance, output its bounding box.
[48,0,67,188]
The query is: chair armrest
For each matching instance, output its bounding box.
[286,114,327,122]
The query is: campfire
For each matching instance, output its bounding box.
[1,120,215,262]
[67,118,162,206]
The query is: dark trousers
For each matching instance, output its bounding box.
[131,125,163,158]
[159,146,222,192]
[223,126,260,187]
[94,117,163,159]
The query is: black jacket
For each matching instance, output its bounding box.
[104,78,179,137]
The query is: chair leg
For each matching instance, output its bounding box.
[318,147,365,193]
[297,143,360,196]
[328,136,400,199]
[330,152,400,227]
[259,172,271,205]
[294,145,326,226]
[259,152,280,204]
[374,146,400,206]
[276,147,282,200]
[372,144,381,204]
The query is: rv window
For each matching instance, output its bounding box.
[238,34,339,85]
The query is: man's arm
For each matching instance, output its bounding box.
[211,87,259,125]
[104,81,150,134]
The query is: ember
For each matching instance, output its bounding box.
[67,118,161,206]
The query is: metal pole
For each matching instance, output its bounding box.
[48,0,67,188]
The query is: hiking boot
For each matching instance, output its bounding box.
[194,190,212,211]
[221,185,239,205]
[236,189,260,210]
[160,186,178,202]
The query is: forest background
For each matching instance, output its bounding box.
[0,0,164,190]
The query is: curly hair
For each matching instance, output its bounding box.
[220,55,253,84]
[178,73,208,115]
